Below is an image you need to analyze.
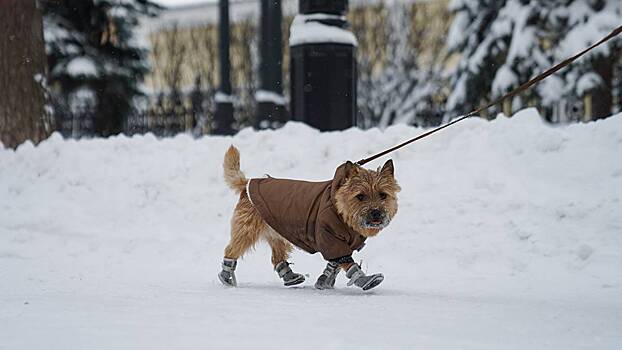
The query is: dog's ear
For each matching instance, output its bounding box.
[332,161,358,195]
[344,161,360,178]
[380,159,394,177]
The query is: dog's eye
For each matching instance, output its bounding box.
[355,194,367,201]
[379,192,388,200]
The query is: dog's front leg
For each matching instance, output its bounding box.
[320,255,384,291]
[314,261,341,289]
[314,255,353,290]
[345,263,384,291]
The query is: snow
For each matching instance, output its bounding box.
[576,72,604,96]
[42,16,70,44]
[1,108,622,349]
[555,1,622,60]
[254,90,287,105]
[289,13,358,47]
[214,91,235,103]
[68,87,97,111]
[537,75,565,106]
[445,75,467,111]
[492,65,519,96]
[446,10,469,51]
[66,57,98,77]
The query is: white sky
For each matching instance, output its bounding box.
[153,0,216,8]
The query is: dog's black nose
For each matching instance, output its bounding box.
[370,209,383,220]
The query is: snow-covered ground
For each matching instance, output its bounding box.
[1,108,621,349]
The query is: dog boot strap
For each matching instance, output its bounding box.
[323,262,340,276]
[275,261,292,278]
[222,257,237,272]
[346,264,366,286]
[315,262,341,290]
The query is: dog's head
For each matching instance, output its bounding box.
[333,160,401,237]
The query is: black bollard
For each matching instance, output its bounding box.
[213,0,235,135]
[289,0,357,131]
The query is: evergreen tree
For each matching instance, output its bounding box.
[445,0,621,122]
[357,1,445,128]
[42,0,160,137]
[357,2,418,128]
[377,1,419,128]
[447,0,558,118]
[445,0,510,118]
[548,0,622,120]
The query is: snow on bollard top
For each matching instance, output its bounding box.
[289,13,358,47]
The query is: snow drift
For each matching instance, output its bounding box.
[1,108,621,349]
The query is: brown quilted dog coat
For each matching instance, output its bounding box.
[246,163,366,261]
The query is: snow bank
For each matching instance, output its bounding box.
[1,109,621,349]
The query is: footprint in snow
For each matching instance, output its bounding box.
[576,244,593,261]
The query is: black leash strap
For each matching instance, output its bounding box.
[356,24,622,166]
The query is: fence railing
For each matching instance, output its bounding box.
[51,90,614,139]
[54,107,206,138]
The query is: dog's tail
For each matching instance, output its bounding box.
[223,145,248,193]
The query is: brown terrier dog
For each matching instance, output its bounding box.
[218,145,400,290]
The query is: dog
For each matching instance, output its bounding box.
[218,145,400,290]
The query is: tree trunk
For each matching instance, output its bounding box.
[0,0,52,149]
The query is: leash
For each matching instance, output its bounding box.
[356,24,622,166]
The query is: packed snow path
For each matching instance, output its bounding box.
[1,109,621,349]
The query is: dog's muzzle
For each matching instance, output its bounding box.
[362,209,389,229]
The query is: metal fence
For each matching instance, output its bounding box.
[53,106,205,139]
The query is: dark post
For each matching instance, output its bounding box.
[255,0,287,129]
[289,0,357,131]
[213,0,234,135]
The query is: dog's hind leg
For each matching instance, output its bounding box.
[224,195,264,259]
[219,194,264,287]
[265,231,305,287]
[265,232,292,266]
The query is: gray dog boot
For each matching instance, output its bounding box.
[218,257,237,287]
[346,264,384,291]
[315,262,340,290]
[275,261,305,286]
